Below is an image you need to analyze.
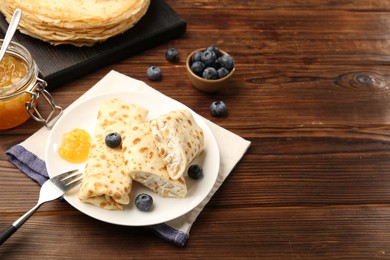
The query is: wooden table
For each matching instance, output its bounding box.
[1,0,390,258]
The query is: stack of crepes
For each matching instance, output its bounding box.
[0,0,150,47]
[78,98,205,210]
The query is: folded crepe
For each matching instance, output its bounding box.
[78,98,148,209]
[122,122,187,198]
[149,109,204,180]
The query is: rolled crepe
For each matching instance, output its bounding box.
[78,98,148,209]
[149,109,204,180]
[122,122,187,198]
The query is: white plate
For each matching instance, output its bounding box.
[45,91,220,226]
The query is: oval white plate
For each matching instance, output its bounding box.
[45,91,219,226]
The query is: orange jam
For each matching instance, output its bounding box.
[0,54,30,130]
[58,128,91,163]
[0,54,27,87]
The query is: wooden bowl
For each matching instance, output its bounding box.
[186,48,235,93]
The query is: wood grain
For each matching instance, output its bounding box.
[1,0,390,258]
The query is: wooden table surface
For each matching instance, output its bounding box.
[1,0,390,259]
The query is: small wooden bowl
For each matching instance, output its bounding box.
[186,48,235,93]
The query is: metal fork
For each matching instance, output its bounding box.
[0,169,83,245]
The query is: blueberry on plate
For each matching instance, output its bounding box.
[105,132,122,148]
[210,101,227,117]
[165,47,179,62]
[147,66,161,81]
[188,164,203,180]
[202,67,218,80]
[135,193,153,211]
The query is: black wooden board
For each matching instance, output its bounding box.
[0,0,186,88]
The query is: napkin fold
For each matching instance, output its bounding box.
[6,70,251,247]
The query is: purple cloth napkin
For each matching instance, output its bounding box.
[6,145,189,247]
[7,145,48,186]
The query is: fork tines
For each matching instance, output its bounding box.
[50,169,83,190]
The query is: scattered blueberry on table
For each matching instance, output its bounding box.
[165,47,179,62]
[210,101,228,117]
[147,65,161,81]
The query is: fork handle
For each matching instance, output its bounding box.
[0,225,17,246]
[0,203,41,246]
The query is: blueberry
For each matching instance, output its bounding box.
[210,101,227,117]
[165,47,179,62]
[105,132,122,148]
[218,55,235,71]
[191,51,203,63]
[206,45,221,57]
[188,164,203,180]
[190,61,206,76]
[217,67,230,79]
[135,193,153,211]
[147,66,161,81]
[201,50,217,66]
[202,67,218,80]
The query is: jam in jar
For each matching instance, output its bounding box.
[0,40,61,130]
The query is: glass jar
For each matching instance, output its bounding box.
[0,40,62,130]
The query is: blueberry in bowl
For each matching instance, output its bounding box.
[186,46,235,93]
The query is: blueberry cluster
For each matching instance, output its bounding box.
[190,46,235,80]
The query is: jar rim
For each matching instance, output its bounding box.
[0,39,36,97]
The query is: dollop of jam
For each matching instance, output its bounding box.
[58,128,91,163]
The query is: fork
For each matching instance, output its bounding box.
[0,169,83,245]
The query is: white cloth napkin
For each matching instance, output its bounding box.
[6,70,251,247]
